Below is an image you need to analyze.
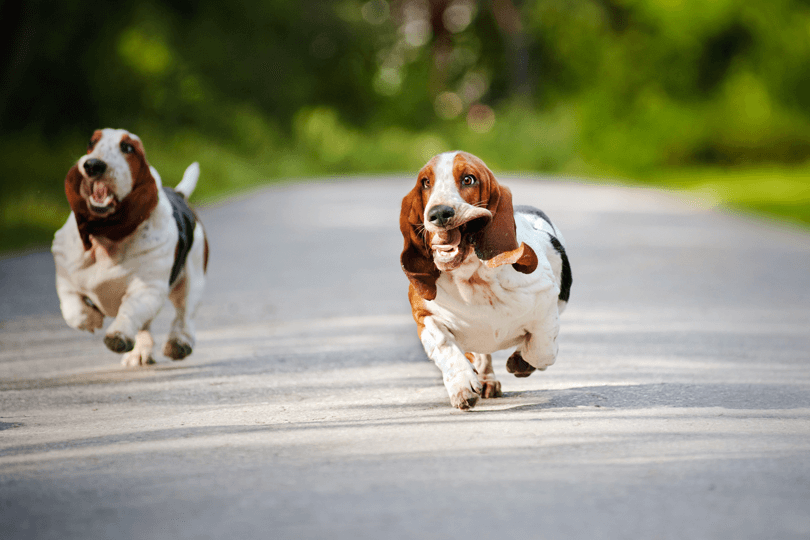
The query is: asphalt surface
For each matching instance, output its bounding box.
[1,176,809,540]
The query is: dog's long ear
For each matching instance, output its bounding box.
[400,185,440,301]
[64,164,93,250]
[473,174,537,275]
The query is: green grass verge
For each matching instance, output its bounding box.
[645,166,810,229]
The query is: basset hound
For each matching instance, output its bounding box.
[400,151,572,410]
[52,128,208,366]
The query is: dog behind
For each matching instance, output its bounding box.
[52,128,208,366]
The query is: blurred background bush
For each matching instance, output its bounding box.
[2,0,809,252]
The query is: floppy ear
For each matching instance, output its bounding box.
[115,140,160,231]
[483,242,538,274]
[400,185,440,300]
[64,164,93,250]
[473,176,538,274]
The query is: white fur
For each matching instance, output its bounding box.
[52,129,206,366]
[424,152,464,215]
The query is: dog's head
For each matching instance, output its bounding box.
[400,151,537,300]
[65,129,159,249]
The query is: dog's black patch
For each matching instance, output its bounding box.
[548,234,572,302]
[163,187,196,286]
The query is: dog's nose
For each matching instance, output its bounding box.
[427,205,455,226]
[83,158,107,177]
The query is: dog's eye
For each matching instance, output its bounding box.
[87,139,97,152]
[421,178,430,189]
[120,141,134,154]
[461,174,477,186]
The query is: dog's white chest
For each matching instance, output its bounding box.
[430,259,557,354]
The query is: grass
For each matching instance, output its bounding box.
[646,166,810,228]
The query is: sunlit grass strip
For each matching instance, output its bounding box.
[649,166,810,227]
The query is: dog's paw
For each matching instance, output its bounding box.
[450,387,479,410]
[104,332,134,353]
[446,370,482,410]
[163,338,192,360]
[121,348,155,367]
[506,352,536,378]
[480,378,502,398]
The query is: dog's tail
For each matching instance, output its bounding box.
[174,162,200,199]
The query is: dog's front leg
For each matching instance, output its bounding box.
[104,280,167,354]
[55,273,104,332]
[421,317,483,410]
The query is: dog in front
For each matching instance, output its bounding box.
[400,151,572,410]
[52,128,208,366]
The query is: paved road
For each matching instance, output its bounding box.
[1,176,809,540]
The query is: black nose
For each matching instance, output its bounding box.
[83,158,107,177]
[427,205,455,226]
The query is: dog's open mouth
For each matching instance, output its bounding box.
[89,181,116,214]
[430,217,488,268]
[432,227,463,264]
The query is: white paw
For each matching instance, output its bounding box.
[121,348,155,367]
[445,368,483,410]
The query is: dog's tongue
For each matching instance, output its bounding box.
[432,227,462,248]
[91,182,109,203]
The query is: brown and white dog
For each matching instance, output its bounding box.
[52,128,208,366]
[400,151,572,410]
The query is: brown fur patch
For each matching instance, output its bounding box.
[87,130,103,153]
[407,283,433,338]
[203,234,209,272]
[92,272,129,317]
[506,351,536,378]
[400,182,440,301]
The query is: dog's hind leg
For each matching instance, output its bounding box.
[164,226,206,360]
[518,302,560,372]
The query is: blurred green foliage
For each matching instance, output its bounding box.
[2,0,810,252]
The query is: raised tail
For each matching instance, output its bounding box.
[174,162,200,199]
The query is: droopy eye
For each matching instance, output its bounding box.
[87,138,97,152]
[421,178,430,189]
[461,174,477,186]
[120,141,134,154]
